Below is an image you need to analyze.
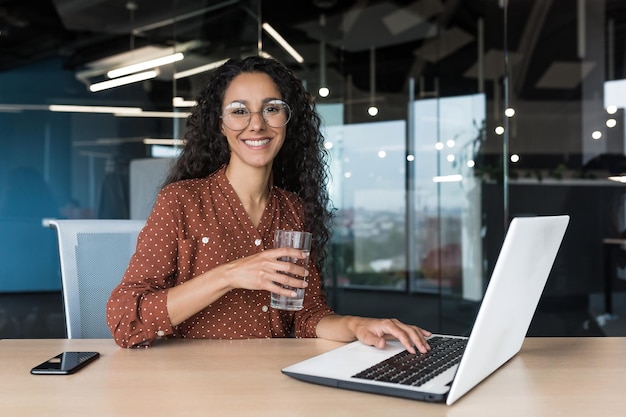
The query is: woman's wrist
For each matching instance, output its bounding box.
[316,314,360,342]
[206,263,234,294]
[344,315,364,338]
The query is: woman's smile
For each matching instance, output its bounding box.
[242,137,271,147]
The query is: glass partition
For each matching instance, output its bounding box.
[0,0,624,338]
[410,93,486,301]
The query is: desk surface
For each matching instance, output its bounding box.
[1,337,625,417]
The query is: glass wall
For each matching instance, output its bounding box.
[1,0,624,337]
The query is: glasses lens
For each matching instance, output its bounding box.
[222,102,250,131]
[263,100,291,128]
[221,100,291,130]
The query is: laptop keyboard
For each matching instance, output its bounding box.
[352,336,467,387]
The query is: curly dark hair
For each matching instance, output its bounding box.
[164,55,334,273]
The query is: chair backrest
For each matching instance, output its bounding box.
[47,219,145,338]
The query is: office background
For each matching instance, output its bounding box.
[1,0,625,339]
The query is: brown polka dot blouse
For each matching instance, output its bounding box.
[106,165,335,348]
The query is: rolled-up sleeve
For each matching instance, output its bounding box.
[106,187,182,348]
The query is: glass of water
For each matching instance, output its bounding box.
[270,230,312,310]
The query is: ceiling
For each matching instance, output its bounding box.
[2,0,626,105]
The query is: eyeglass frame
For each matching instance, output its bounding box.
[220,99,292,131]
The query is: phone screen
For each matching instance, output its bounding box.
[30,352,100,375]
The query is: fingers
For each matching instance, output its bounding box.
[263,254,309,293]
[356,318,432,354]
[380,320,431,354]
[271,260,309,281]
[263,247,310,278]
[396,322,432,354]
[263,268,308,298]
[271,247,310,262]
[223,248,309,296]
[358,331,388,351]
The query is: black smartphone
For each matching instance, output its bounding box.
[30,352,100,375]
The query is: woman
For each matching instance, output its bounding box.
[106,56,431,352]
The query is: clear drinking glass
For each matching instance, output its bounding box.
[270,230,312,311]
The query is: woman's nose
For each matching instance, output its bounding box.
[248,111,266,130]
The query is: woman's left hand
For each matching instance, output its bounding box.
[349,317,432,354]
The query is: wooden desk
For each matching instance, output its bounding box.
[1,337,625,416]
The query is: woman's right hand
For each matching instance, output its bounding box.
[217,247,309,297]
[167,247,309,326]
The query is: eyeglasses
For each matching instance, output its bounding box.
[221,100,291,131]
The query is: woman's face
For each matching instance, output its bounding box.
[220,72,288,171]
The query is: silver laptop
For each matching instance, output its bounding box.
[282,215,570,405]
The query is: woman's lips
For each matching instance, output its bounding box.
[243,138,270,147]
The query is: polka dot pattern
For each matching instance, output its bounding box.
[106,165,335,348]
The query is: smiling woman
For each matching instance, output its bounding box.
[105,56,433,352]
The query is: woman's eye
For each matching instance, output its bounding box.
[264,106,280,114]
[231,108,249,116]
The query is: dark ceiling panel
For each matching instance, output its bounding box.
[2,0,626,101]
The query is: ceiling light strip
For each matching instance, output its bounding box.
[143,138,187,145]
[174,58,229,79]
[115,111,191,118]
[173,97,197,107]
[89,70,158,92]
[262,22,304,64]
[48,105,143,114]
[0,104,48,112]
[107,53,184,78]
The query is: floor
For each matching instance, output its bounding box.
[0,291,624,339]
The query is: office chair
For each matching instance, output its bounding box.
[46,219,145,338]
